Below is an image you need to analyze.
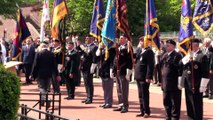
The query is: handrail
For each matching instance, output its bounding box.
[18,104,70,120]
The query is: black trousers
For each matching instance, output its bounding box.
[51,74,60,93]
[154,64,162,83]
[208,74,213,96]
[185,89,203,120]
[23,63,32,83]
[83,72,94,100]
[65,74,76,97]
[136,80,150,114]
[163,90,181,120]
[116,75,129,108]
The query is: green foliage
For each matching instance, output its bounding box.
[0,0,197,36]
[0,0,37,18]
[0,65,20,120]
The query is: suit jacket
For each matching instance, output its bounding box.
[22,45,35,64]
[134,47,154,81]
[52,46,63,65]
[181,50,209,92]
[160,51,182,91]
[80,43,98,74]
[113,45,133,76]
[64,49,80,75]
[31,49,58,79]
[99,48,116,78]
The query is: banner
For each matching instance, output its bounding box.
[101,0,116,49]
[40,0,50,41]
[192,0,213,36]
[12,9,31,60]
[51,0,68,39]
[90,0,105,41]
[178,0,193,55]
[116,0,131,41]
[144,0,160,50]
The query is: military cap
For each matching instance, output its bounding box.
[192,38,201,43]
[53,39,60,43]
[166,39,176,46]
[40,40,48,45]
[67,41,74,45]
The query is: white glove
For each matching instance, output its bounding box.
[125,69,132,81]
[90,63,97,74]
[96,48,101,56]
[110,68,114,79]
[199,78,210,93]
[178,77,184,90]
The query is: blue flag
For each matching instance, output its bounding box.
[178,0,193,55]
[144,0,160,50]
[90,0,105,41]
[101,0,116,48]
[192,0,213,36]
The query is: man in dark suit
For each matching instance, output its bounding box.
[96,42,116,108]
[80,35,98,104]
[210,43,213,99]
[180,39,209,120]
[113,35,133,113]
[209,42,213,99]
[134,36,154,118]
[31,41,59,104]
[21,37,35,84]
[203,38,213,99]
[63,42,80,100]
[51,39,62,93]
[160,39,182,120]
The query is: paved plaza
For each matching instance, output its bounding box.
[19,76,213,120]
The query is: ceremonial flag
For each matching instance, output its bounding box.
[101,0,116,49]
[116,0,131,41]
[51,0,68,39]
[144,0,160,50]
[178,0,193,55]
[192,0,213,36]
[40,0,50,41]
[12,8,31,60]
[90,0,105,41]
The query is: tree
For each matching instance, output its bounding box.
[0,0,38,18]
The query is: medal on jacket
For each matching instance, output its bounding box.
[194,64,198,69]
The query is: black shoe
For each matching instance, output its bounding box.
[46,101,51,108]
[103,104,112,109]
[203,94,209,98]
[54,92,60,95]
[64,96,74,100]
[99,103,106,108]
[85,100,92,104]
[81,99,87,103]
[113,107,122,111]
[120,107,128,113]
[136,112,144,117]
[143,113,150,118]
[209,95,213,99]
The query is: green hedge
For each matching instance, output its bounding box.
[0,65,20,120]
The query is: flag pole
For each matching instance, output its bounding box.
[190,39,195,93]
[145,0,148,43]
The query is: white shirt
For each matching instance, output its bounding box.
[0,43,7,64]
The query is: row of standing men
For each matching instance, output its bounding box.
[19,35,212,120]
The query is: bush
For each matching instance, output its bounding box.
[0,64,20,120]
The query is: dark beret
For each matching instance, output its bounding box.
[40,40,48,45]
[166,39,176,46]
[67,41,74,45]
[53,39,60,43]
[192,38,201,43]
